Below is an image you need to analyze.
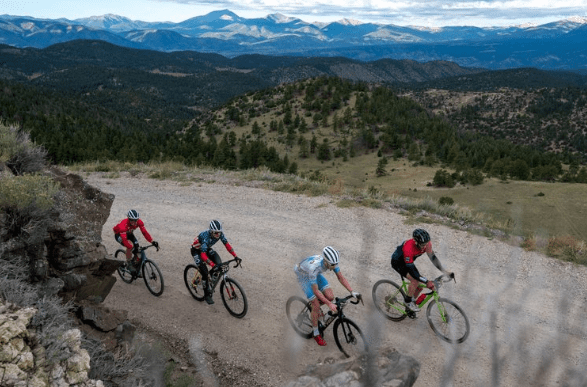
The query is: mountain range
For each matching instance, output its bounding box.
[1,10,587,70]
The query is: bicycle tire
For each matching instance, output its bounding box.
[286,296,313,339]
[142,259,164,297]
[115,249,133,284]
[220,278,248,318]
[426,297,470,343]
[333,317,368,358]
[372,279,408,321]
[183,264,205,302]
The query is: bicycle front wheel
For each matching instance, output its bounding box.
[115,249,133,284]
[333,318,368,358]
[220,278,248,318]
[142,259,164,297]
[372,279,408,321]
[285,296,313,339]
[426,298,470,343]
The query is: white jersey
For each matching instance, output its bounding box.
[294,255,340,281]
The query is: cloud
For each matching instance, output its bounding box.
[155,0,587,26]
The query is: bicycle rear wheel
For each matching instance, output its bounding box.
[372,279,408,321]
[183,264,205,302]
[220,278,248,318]
[142,259,164,297]
[426,298,470,343]
[115,249,133,284]
[333,318,368,358]
[285,296,313,339]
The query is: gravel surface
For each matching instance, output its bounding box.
[87,172,587,387]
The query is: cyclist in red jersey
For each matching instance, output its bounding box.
[113,209,158,273]
[391,228,452,312]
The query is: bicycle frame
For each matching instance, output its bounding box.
[391,275,452,321]
[317,295,360,334]
[208,258,242,291]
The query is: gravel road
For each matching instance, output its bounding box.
[87,172,587,387]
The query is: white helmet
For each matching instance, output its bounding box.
[209,220,223,232]
[322,246,339,265]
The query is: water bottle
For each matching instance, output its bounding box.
[416,293,426,305]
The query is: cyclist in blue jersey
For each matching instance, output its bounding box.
[294,246,361,346]
[190,220,241,305]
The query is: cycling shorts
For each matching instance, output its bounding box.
[296,272,330,301]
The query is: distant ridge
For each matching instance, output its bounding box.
[1,11,587,70]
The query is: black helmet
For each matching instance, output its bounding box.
[127,209,140,220]
[413,228,430,245]
[209,220,223,232]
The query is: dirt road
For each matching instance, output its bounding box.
[87,173,587,387]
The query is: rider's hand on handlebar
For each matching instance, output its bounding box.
[426,280,436,290]
[152,241,159,250]
[351,291,361,299]
[328,302,338,314]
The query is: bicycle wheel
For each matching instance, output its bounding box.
[220,278,248,318]
[333,318,368,358]
[142,259,164,297]
[372,279,408,321]
[184,264,205,301]
[115,249,133,284]
[426,297,470,343]
[285,296,313,339]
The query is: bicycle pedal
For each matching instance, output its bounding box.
[407,311,417,319]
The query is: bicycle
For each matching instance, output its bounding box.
[286,294,367,358]
[372,273,470,343]
[183,257,248,318]
[115,244,164,297]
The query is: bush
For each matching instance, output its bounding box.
[0,124,47,175]
[439,196,454,205]
[433,169,456,188]
[0,174,60,210]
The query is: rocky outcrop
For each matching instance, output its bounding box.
[285,348,419,387]
[0,166,120,302]
[0,300,104,387]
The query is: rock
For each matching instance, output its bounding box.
[78,302,128,332]
[285,348,419,387]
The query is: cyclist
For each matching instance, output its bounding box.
[294,246,361,346]
[391,228,452,312]
[190,220,240,305]
[113,209,159,276]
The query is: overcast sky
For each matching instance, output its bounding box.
[3,0,587,27]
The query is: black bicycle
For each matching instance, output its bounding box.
[286,294,367,358]
[115,244,164,297]
[183,257,248,318]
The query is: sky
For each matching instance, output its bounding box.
[3,0,587,27]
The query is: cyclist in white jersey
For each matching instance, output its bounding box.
[294,246,361,346]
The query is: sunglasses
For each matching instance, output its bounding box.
[212,231,221,236]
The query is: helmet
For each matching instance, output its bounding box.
[127,209,140,220]
[209,220,223,233]
[413,228,431,245]
[322,246,339,265]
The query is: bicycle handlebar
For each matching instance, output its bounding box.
[139,244,159,252]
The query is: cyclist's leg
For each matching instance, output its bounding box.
[317,274,334,302]
[115,233,135,263]
[406,274,421,298]
[208,249,222,267]
[296,273,321,333]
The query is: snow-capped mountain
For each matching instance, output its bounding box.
[1,11,586,70]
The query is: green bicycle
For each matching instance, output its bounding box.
[372,273,470,343]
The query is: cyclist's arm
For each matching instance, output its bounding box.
[223,241,237,257]
[426,249,448,273]
[137,220,153,243]
[335,271,353,293]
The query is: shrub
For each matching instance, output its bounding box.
[439,196,454,205]
[0,124,47,175]
[546,236,584,262]
[433,169,455,188]
[0,174,60,210]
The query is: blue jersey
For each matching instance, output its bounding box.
[196,230,228,253]
[295,255,340,282]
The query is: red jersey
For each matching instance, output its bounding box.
[401,239,432,264]
[113,218,153,249]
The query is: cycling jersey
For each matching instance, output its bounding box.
[295,255,341,300]
[295,255,340,280]
[191,230,237,264]
[391,239,432,283]
[113,218,153,249]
